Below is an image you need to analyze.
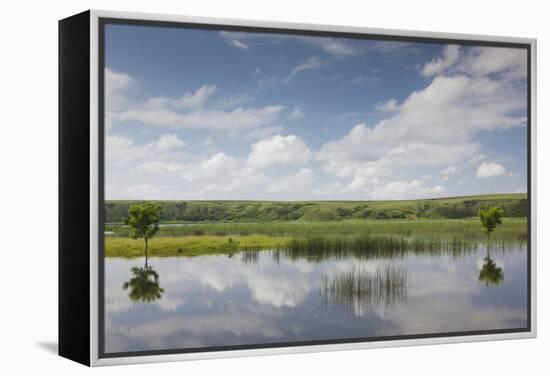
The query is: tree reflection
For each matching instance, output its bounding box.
[122,257,164,302]
[479,254,504,286]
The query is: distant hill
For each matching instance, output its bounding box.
[104,193,528,223]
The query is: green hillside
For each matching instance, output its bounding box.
[104,193,528,223]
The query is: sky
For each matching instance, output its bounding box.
[104,23,528,201]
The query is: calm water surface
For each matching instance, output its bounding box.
[104,245,527,353]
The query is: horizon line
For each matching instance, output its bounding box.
[104,192,527,203]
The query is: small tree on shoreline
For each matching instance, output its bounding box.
[478,206,504,242]
[127,203,161,259]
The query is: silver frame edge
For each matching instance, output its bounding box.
[88,9,537,367]
[90,10,100,367]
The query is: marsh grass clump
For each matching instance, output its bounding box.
[219,237,238,253]
[275,235,481,262]
[192,229,205,236]
[321,266,408,316]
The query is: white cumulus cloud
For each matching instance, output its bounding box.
[116,104,285,131]
[369,180,446,200]
[154,134,185,151]
[105,69,285,132]
[248,134,312,168]
[421,45,527,79]
[476,162,506,178]
[105,68,134,111]
[376,98,400,112]
[267,168,314,193]
[421,45,461,76]
[441,166,457,175]
[106,133,186,170]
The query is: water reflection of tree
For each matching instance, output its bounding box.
[477,233,505,286]
[122,258,164,302]
[321,266,408,317]
[479,251,504,286]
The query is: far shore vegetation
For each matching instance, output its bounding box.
[105,193,527,223]
[104,193,528,258]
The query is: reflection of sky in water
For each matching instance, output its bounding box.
[104,246,527,353]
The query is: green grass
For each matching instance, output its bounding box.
[104,195,528,258]
[106,218,527,242]
[104,235,291,258]
[104,218,527,258]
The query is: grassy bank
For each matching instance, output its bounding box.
[106,218,527,242]
[104,235,292,258]
[104,218,527,258]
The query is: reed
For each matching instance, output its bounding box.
[321,266,408,316]
[273,235,485,262]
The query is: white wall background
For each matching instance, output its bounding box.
[0,0,547,374]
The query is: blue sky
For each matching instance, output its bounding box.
[104,23,528,200]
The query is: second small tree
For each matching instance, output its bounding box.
[478,206,504,242]
[127,202,162,259]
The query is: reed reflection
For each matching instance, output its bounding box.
[241,250,260,266]
[321,266,408,316]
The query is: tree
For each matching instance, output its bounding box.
[127,203,161,257]
[478,206,504,241]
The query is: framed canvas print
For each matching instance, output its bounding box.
[59,9,537,366]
